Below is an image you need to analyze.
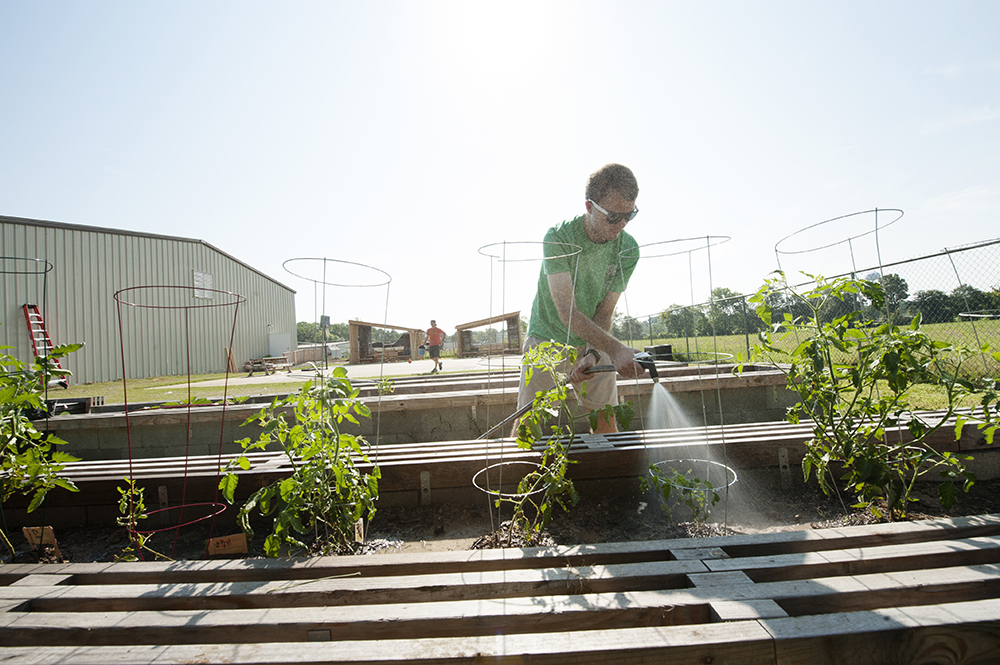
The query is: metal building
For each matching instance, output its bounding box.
[1,215,296,385]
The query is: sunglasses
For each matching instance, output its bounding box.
[588,199,639,225]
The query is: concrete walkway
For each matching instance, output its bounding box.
[158,355,523,389]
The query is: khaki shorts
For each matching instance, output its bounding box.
[516,336,618,413]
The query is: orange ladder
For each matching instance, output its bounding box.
[22,303,69,388]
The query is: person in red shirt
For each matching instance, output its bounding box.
[425,320,446,373]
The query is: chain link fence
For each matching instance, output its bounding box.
[626,238,1000,378]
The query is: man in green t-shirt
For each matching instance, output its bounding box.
[517,163,647,433]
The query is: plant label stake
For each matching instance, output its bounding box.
[420,470,432,506]
[206,533,248,557]
[23,526,63,562]
[158,485,170,524]
[354,519,365,543]
[778,448,792,491]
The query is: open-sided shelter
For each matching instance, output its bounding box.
[348,319,423,364]
[455,311,521,357]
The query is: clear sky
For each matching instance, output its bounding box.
[2,1,997,335]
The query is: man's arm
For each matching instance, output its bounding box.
[548,272,641,378]
[592,289,618,334]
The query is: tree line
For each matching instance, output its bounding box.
[297,321,350,343]
[611,275,1000,340]
[300,278,999,345]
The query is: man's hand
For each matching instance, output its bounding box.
[569,349,600,385]
[611,344,646,379]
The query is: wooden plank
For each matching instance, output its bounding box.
[0,539,684,585]
[705,535,1000,582]
[766,598,1000,665]
[0,548,694,589]
[690,564,1000,607]
[694,563,1000,608]
[0,590,714,646]
[455,311,520,331]
[774,571,1000,617]
[670,546,730,561]
[689,570,754,587]
[349,319,422,332]
[711,599,788,621]
[8,574,73,587]
[1,560,709,611]
[0,621,777,665]
[34,364,793,432]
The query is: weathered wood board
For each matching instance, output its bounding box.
[2,514,1000,663]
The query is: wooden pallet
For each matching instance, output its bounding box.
[5,409,996,529]
[56,416,985,492]
[2,514,1000,663]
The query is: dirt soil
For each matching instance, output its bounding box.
[10,478,1000,564]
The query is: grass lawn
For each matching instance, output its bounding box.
[629,319,1000,375]
[50,358,459,406]
[50,372,310,406]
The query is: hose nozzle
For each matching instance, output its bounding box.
[634,352,659,383]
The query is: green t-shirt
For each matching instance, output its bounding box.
[527,216,639,347]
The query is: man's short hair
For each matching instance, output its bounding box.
[585,163,639,203]
[430,320,436,326]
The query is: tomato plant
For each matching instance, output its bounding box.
[1,337,82,557]
[505,342,634,545]
[220,366,380,556]
[743,272,1000,520]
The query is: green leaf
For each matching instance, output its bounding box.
[219,473,240,503]
[939,481,958,509]
[53,478,78,492]
[49,450,80,464]
[27,488,48,513]
[263,534,282,557]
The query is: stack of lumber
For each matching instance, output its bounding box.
[2,514,1000,663]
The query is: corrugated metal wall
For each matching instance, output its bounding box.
[1,216,296,384]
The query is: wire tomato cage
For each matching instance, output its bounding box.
[472,460,547,500]
[114,285,246,559]
[474,241,586,533]
[282,256,395,467]
[615,236,742,527]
